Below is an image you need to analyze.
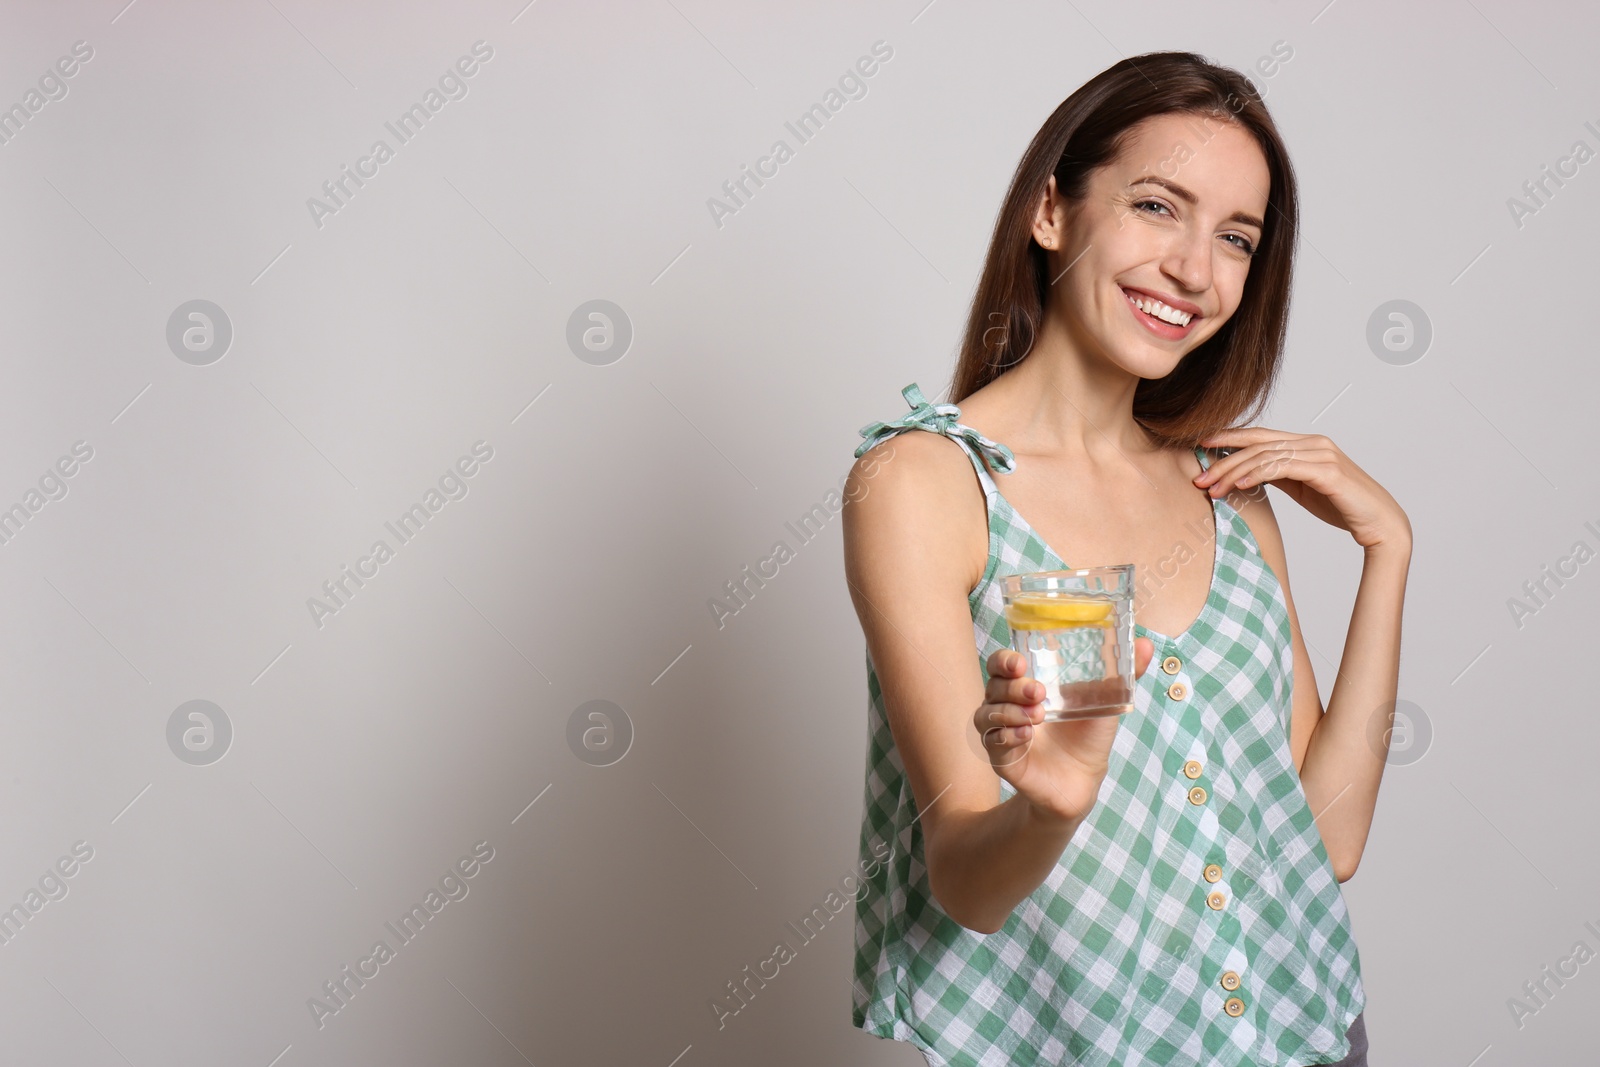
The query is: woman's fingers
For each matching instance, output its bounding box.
[983,722,1034,750]
[985,647,1024,679]
[977,700,1042,731]
[979,712,1035,750]
[985,671,1043,708]
[974,699,1042,762]
[984,651,1041,706]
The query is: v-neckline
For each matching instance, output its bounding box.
[987,468,1229,646]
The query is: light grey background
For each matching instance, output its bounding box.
[0,0,1594,1064]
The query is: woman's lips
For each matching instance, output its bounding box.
[1122,287,1197,340]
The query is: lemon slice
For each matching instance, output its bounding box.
[1005,596,1115,630]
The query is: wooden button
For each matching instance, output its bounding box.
[1203,863,1222,883]
[1166,681,1188,701]
[1183,759,1203,779]
[1206,891,1226,910]
[1188,786,1208,805]
[1162,656,1182,675]
[1224,996,1245,1017]
[1220,969,1241,991]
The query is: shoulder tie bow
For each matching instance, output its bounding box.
[854,382,1016,476]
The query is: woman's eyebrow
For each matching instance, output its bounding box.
[1127,175,1264,231]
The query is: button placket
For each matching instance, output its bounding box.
[1161,653,1190,703]
[1170,652,1243,1015]
[1179,737,1208,809]
[1213,944,1250,1025]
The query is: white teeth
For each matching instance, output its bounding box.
[1125,290,1193,326]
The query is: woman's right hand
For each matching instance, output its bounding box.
[974,638,1154,824]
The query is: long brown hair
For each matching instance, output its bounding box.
[948,51,1299,448]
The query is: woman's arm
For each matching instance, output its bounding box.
[1232,488,1412,882]
[842,432,1093,934]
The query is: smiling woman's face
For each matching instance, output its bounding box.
[1035,110,1272,380]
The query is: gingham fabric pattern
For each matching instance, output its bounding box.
[849,383,1365,1067]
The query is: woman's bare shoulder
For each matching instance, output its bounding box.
[845,429,989,591]
[850,428,986,516]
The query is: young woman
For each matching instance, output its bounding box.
[841,52,1410,1067]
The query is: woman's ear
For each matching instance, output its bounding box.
[1031,174,1063,249]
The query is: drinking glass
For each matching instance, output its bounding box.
[1000,564,1135,721]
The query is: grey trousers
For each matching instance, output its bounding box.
[1298,1012,1368,1067]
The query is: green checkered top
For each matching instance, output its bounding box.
[849,383,1365,1067]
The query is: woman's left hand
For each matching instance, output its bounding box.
[1192,428,1412,552]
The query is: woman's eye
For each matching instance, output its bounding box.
[1134,198,1256,255]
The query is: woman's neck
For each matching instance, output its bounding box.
[975,331,1157,461]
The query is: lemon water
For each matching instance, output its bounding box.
[1004,594,1134,720]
